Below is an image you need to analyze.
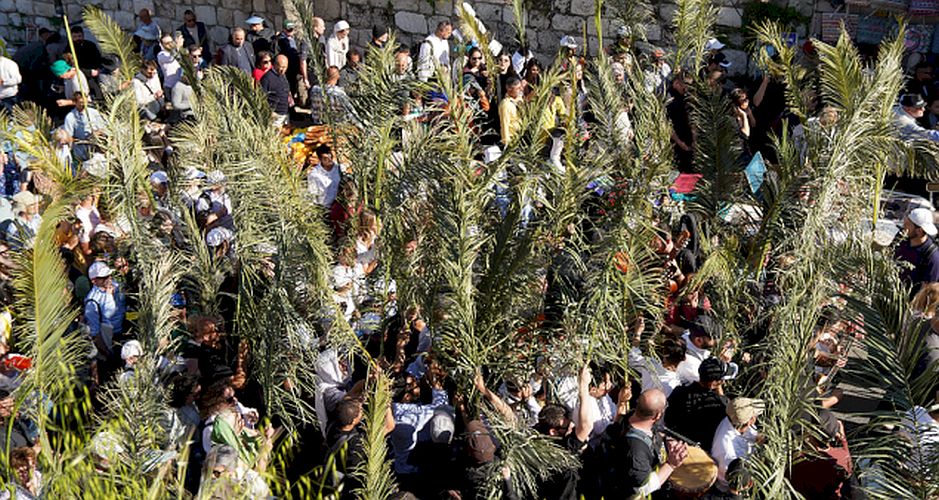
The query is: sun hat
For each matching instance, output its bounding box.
[726,397,765,427]
[11,191,39,208]
[88,261,113,280]
[908,207,938,236]
[206,170,226,185]
[51,59,72,77]
[559,35,578,49]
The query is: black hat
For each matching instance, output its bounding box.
[699,357,728,382]
[689,315,721,339]
[372,24,388,39]
[900,93,926,108]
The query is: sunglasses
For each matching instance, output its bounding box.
[261,60,272,64]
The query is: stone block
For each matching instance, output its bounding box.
[252,0,266,14]
[65,3,81,19]
[113,11,135,30]
[33,1,56,17]
[551,13,582,33]
[319,0,342,19]
[8,12,20,26]
[475,3,502,23]
[723,48,748,76]
[221,0,241,10]
[717,7,741,28]
[132,0,153,15]
[0,0,14,12]
[569,0,595,17]
[538,30,560,55]
[417,1,434,15]
[501,6,516,25]
[218,7,233,27]
[194,5,217,26]
[658,2,678,24]
[232,10,248,26]
[528,10,549,30]
[101,0,118,12]
[14,0,32,16]
[435,0,454,16]
[209,25,229,46]
[394,11,427,34]
[645,23,662,41]
[553,0,571,12]
[586,18,609,37]
[347,0,368,5]
[0,13,7,26]
[175,6,191,23]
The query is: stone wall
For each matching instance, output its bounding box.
[0,0,287,52]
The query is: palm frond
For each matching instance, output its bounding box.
[83,5,142,83]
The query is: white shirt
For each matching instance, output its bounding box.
[307,163,341,207]
[628,347,681,397]
[711,416,758,488]
[0,57,22,100]
[64,71,90,100]
[391,389,449,474]
[75,204,101,244]
[556,376,616,439]
[157,50,182,89]
[325,35,349,69]
[133,73,163,107]
[417,34,450,81]
[676,331,739,384]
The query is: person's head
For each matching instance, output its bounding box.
[904,207,937,241]
[372,25,389,45]
[192,315,222,347]
[536,403,573,437]
[334,20,350,40]
[611,62,625,83]
[316,144,335,169]
[395,49,411,74]
[731,88,749,110]
[435,21,453,40]
[464,419,496,464]
[633,388,667,422]
[312,17,326,37]
[206,444,238,481]
[505,76,523,98]
[347,48,361,67]
[121,340,142,367]
[231,27,245,46]
[497,52,511,73]
[138,8,152,24]
[698,357,728,391]
[915,62,933,82]
[588,362,614,398]
[901,93,928,118]
[912,282,939,318]
[88,261,113,289]
[727,397,764,431]
[255,50,272,70]
[325,65,341,85]
[725,459,753,494]
[160,34,175,52]
[188,44,203,62]
[246,16,265,32]
[335,398,364,428]
[72,90,87,111]
[70,25,85,42]
[358,209,380,241]
[466,47,483,69]
[51,60,76,80]
[141,60,158,79]
[392,373,422,403]
[672,70,694,95]
[184,9,197,27]
[524,58,542,81]
[54,219,78,248]
[274,54,289,75]
[689,315,720,349]
[10,447,36,487]
[929,97,939,117]
[657,337,687,370]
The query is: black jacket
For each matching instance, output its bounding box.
[260,70,290,115]
[178,22,211,58]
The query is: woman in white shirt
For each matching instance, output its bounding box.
[355,209,380,274]
[75,191,101,255]
[326,20,351,69]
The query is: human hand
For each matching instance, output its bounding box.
[519,383,533,401]
[666,439,688,467]
[56,99,70,107]
[473,368,487,393]
[579,363,591,391]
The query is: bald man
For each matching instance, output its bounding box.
[594,389,688,498]
[261,54,291,127]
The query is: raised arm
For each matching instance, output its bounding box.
[575,363,594,443]
[474,369,517,424]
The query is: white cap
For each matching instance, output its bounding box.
[206,227,234,247]
[331,264,354,290]
[149,170,168,184]
[909,208,938,236]
[560,35,578,49]
[121,340,142,360]
[184,167,206,181]
[88,261,113,280]
[206,170,226,185]
[334,20,350,33]
[705,38,726,51]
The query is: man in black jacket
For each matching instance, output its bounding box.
[219,27,255,75]
[665,357,730,450]
[260,55,291,128]
[178,10,211,60]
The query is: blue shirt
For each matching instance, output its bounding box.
[84,282,126,339]
[390,389,448,475]
[62,107,106,161]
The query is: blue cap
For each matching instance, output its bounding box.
[170,293,187,308]
[245,16,264,25]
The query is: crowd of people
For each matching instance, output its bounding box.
[0,4,937,500]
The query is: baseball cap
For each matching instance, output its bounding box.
[206,170,226,185]
[616,25,632,38]
[88,261,113,280]
[331,264,355,290]
[689,315,722,339]
[465,420,496,465]
[698,357,730,382]
[51,59,72,77]
[710,52,731,68]
[900,93,927,108]
[726,397,765,427]
[430,406,455,444]
[560,35,578,49]
[908,207,938,236]
[334,20,350,33]
[704,38,726,51]
[121,340,142,360]
[245,16,264,25]
[283,19,296,30]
